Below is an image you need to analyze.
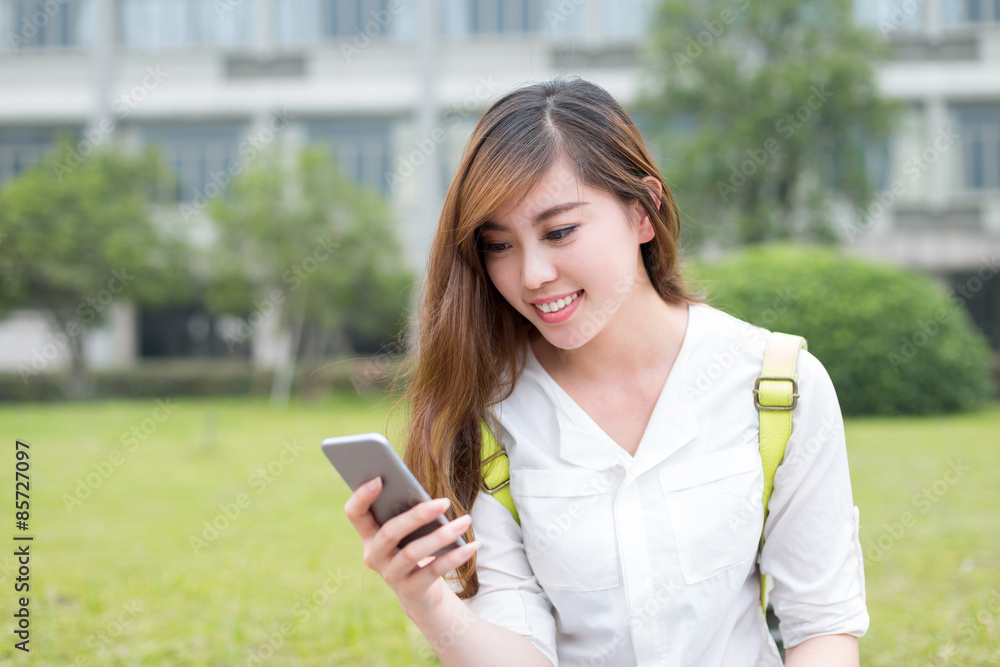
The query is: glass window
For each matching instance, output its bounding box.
[138,123,246,201]
[307,119,393,194]
[954,106,1000,190]
[275,0,406,44]
[942,0,1000,23]
[601,0,656,41]
[0,126,80,184]
[119,0,253,49]
[853,0,923,32]
[1,0,94,51]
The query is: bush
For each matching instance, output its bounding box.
[0,357,400,402]
[688,244,996,415]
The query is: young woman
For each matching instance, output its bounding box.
[344,78,868,666]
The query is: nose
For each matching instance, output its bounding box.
[520,246,558,290]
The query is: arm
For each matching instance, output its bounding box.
[759,351,870,648]
[344,477,555,667]
[784,634,859,667]
[405,586,554,667]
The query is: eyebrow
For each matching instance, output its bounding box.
[480,201,588,233]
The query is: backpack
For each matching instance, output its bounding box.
[479,331,807,618]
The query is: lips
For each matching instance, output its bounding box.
[533,290,582,314]
[531,290,583,324]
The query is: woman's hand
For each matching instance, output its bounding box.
[344,477,481,617]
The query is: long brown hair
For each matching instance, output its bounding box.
[400,77,699,599]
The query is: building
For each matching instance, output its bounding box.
[0,0,997,376]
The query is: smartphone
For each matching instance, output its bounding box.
[321,432,466,558]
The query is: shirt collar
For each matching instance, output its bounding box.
[525,303,702,474]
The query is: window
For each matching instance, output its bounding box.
[119,0,253,48]
[275,0,408,44]
[1,0,93,51]
[954,106,1000,191]
[467,0,545,34]
[307,119,393,194]
[942,0,1000,23]
[853,0,923,33]
[602,0,656,41]
[0,127,79,184]
[138,123,246,201]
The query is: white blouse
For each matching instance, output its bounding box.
[459,302,869,666]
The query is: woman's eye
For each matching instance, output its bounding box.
[546,226,577,242]
[482,241,510,254]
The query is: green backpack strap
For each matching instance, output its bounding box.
[480,420,520,525]
[755,331,807,615]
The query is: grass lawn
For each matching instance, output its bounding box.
[0,394,997,666]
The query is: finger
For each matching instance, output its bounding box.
[403,537,483,593]
[344,477,383,540]
[382,513,473,585]
[369,495,451,560]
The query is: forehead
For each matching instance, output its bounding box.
[491,159,585,222]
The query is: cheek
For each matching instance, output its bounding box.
[485,260,519,305]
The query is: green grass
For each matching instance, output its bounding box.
[0,395,997,666]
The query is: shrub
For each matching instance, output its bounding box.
[0,357,400,403]
[687,244,996,415]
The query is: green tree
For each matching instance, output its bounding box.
[206,143,413,406]
[0,135,192,397]
[636,0,899,247]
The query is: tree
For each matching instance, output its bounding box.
[636,0,899,247]
[0,135,192,397]
[205,143,413,407]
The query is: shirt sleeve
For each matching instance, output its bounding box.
[453,481,558,665]
[759,349,870,648]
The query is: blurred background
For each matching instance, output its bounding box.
[0,0,998,665]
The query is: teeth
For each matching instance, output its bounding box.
[538,291,579,314]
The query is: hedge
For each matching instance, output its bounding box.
[688,244,996,415]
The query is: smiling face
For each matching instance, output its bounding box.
[479,159,657,351]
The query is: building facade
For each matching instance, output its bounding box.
[0,0,997,374]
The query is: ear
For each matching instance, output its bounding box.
[636,176,662,244]
[642,175,662,211]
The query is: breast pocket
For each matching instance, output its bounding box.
[511,469,620,592]
[659,445,764,585]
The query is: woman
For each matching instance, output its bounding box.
[344,78,868,666]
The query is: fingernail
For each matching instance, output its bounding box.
[464,539,483,551]
[366,477,382,491]
[454,514,472,528]
[436,497,451,511]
